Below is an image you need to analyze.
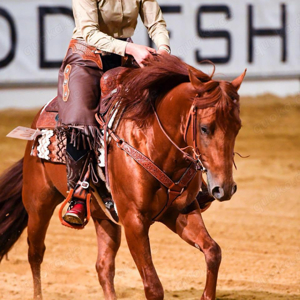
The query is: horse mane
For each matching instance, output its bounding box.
[116,55,240,128]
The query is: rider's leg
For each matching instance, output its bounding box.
[63,140,118,225]
[57,43,122,227]
[62,143,91,225]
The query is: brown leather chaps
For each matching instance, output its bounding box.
[57,39,122,152]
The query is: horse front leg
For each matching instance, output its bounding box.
[123,212,164,300]
[92,216,121,300]
[160,203,221,300]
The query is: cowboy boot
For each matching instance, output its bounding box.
[63,151,91,225]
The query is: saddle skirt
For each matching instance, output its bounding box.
[36,96,59,129]
[32,97,65,163]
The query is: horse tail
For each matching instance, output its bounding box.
[0,158,28,262]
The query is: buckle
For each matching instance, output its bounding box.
[81,181,89,189]
[116,139,124,148]
[95,113,106,126]
[168,187,185,195]
[197,160,207,173]
[104,201,114,210]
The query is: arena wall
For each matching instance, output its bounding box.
[0,0,299,107]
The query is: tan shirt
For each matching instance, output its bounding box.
[72,0,170,56]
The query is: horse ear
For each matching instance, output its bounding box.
[231,69,247,91]
[188,69,203,91]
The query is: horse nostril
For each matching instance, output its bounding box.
[232,184,237,195]
[212,186,224,200]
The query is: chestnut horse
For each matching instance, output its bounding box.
[0,55,246,300]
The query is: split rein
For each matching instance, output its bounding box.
[95,98,207,221]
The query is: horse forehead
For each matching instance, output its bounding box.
[198,107,216,121]
[198,106,241,131]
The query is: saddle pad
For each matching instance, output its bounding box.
[31,129,66,164]
[30,128,106,167]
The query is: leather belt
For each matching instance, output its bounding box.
[68,39,103,69]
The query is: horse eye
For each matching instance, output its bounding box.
[201,126,209,135]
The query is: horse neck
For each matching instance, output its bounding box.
[117,83,195,173]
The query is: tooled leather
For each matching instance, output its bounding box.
[69,39,103,69]
[121,142,174,188]
[99,67,128,115]
[63,64,71,102]
[101,68,121,98]
[120,142,197,191]
[36,112,57,129]
[36,98,58,129]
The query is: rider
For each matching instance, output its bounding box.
[57,0,171,226]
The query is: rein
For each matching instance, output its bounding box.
[151,101,206,172]
[95,98,207,221]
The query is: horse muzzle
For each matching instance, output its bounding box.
[210,183,237,201]
[207,172,237,201]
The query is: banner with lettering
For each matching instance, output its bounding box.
[0,0,299,85]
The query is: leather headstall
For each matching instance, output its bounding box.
[183,100,207,172]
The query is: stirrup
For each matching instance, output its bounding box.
[58,189,92,230]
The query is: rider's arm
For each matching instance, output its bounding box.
[139,0,171,53]
[72,0,128,56]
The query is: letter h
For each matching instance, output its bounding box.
[248,4,287,63]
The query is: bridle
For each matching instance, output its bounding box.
[96,95,208,221]
[151,97,207,173]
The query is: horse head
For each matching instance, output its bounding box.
[115,54,246,201]
[187,69,247,201]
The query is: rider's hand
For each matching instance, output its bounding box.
[125,43,156,67]
[157,49,169,56]
[157,45,171,56]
